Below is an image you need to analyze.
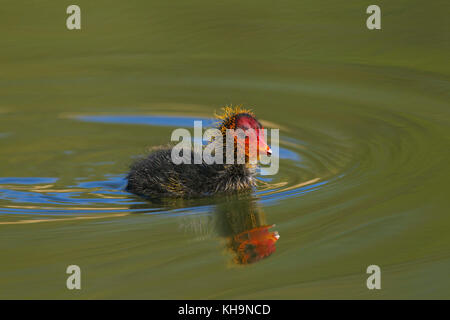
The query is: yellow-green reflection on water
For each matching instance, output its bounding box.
[0,0,449,299]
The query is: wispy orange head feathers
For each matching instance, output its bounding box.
[215,105,254,133]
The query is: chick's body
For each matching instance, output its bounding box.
[126,106,268,199]
[126,147,256,198]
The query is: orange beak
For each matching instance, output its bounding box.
[257,129,272,156]
[240,128,272,159]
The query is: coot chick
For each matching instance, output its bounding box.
[126,106,271,198]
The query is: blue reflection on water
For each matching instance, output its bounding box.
[0,177,58,185]
[77,115,216,128]
[0,175,137,211]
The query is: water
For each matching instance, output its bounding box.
[0,1,449,299]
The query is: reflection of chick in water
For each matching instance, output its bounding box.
[131,195,279,265]
[215,197,280,265]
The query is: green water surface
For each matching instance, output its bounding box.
[0,0,449,299]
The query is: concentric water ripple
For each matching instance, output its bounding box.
[0,106,444,229]
[0,113,338,223]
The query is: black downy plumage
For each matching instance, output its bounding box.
[126,106,271,199]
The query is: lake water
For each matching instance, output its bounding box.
[0,1,449,299]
